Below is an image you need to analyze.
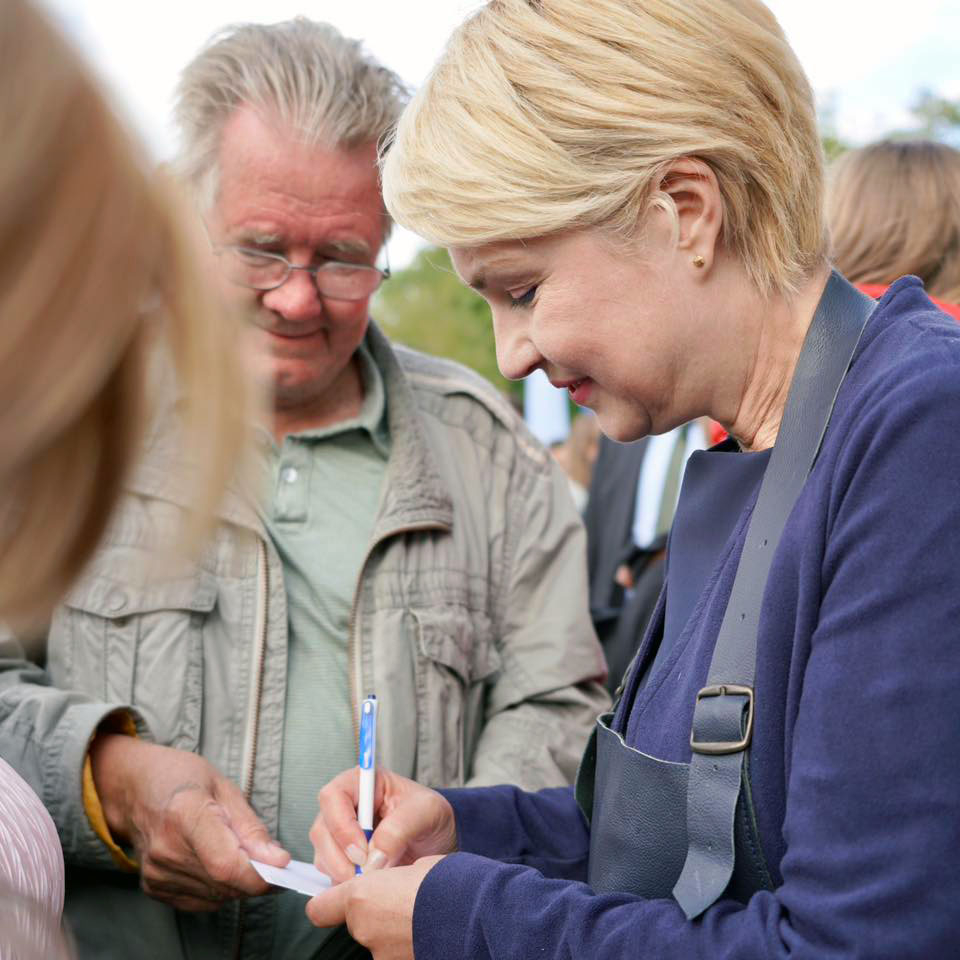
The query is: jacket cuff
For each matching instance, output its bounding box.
[82,711,140,871]
[42,702,146,870]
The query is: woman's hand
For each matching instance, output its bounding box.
[305,855,445,959]
[310,767,457,882]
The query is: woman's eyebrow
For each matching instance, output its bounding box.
[467,260,539,292]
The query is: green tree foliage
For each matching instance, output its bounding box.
[902,89,960,143]
[820,89,960,159]
[371,246,523,403]
[818,95,850,162]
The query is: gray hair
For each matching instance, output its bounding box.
[174,18,407,210]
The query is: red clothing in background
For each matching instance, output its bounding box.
[859,283,960,321]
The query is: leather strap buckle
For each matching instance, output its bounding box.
[689,684,754,755]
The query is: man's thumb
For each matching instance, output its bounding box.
[218,780,290,866]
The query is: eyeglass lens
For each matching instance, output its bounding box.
[223,249,385,300]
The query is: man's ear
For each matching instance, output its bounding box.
[658,157,723,270]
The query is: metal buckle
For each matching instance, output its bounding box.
[689,684,754,755]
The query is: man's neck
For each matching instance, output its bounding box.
[272,354,366,442]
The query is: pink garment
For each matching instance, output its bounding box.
[0,756,68,958]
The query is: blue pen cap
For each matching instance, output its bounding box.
[358,694,377,770]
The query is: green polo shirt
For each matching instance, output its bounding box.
[259,344,389,957]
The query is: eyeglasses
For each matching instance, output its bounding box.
[215,245,390,301]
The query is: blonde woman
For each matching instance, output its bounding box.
[306,1,960,957]
[828,139,960,319]
[0,1,245,954]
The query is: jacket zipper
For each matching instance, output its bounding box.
[235,537,269,959]
[241,538,269,798]
[346,520,449,746]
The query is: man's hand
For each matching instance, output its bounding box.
[306,855,446,960]
[310,767,457,883]
[614,563,635,590]
[90,735,290,912]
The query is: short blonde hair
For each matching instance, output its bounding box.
[174,18,406,210]
[827,140,960,304]
[0,0,247,628]
[382,0,826,294]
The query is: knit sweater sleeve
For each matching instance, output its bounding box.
[439,785,589,880]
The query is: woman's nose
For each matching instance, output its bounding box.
[492,308,542,381]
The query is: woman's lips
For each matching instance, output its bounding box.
[568,378,593,405]
[550,377,594,405]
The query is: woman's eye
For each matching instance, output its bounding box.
[507,285,538,308]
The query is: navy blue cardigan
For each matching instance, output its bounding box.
[413,277,960,959]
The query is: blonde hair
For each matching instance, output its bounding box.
[382,0,826,294]
[0,0,247,628]
[827,140,960,304]
[174,18,406,210]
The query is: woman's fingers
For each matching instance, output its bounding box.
[371,788,458,867]
[314,768,377,880]
[311,767,452,881]
[310,806,362,883]
[305,878,351,928]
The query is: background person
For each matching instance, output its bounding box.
[2,17,608,960]
[0,0,246,956]
[304,1,960,957]
[827,139,960,318]
[549,411,599,512]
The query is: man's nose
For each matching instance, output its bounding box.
[492,308,542,381]
[260,268,324,322]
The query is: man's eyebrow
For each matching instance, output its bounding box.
[233,231,282,246]
[227,234,371,259]
[323,239,372,260]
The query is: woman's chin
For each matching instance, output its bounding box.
[596,411,650,444]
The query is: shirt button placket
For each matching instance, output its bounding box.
[276,446,309,523]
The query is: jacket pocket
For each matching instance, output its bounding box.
[410,607,501,788]
[60,573,217,751]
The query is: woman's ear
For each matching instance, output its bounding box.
[658,158,723,271]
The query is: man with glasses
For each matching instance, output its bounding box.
[1,19,607,960]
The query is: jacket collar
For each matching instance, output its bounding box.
[125,321,453,538]
[363,322,453,538]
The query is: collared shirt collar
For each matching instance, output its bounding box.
[255,341,390,458]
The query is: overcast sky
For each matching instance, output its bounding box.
[42,0,960,267]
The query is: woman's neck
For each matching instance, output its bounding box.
[722,265,832,453]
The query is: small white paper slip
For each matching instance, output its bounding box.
[250,858,333,897]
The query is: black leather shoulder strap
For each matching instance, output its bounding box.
[672,271,876,918]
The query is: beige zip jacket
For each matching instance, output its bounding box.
[0,324,609,959]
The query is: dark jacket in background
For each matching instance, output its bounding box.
[584,436,665,692]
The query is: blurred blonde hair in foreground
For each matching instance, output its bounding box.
[0,0,247,631]
[828,140,960,304]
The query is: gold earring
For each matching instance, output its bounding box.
[692,255,705,268]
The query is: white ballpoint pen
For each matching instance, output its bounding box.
[356,694,378,875]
